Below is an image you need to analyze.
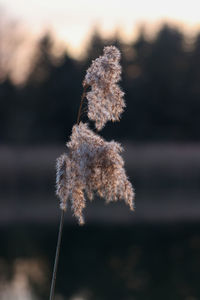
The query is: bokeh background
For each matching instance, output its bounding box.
[0,1,200,299]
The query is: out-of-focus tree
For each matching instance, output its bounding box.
[144,25,187,140]
[0,11,38,85]
[21,32,82,143]
[1,19,200,144]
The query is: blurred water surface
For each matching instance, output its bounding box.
[1,223,200,300]
[0,143,200,299]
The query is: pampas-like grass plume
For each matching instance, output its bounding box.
[56,122,134,224]
[83,46,125,130]
[51,45,135,300]
[56,45,135,224]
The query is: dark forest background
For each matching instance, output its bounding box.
[1,24,200,145]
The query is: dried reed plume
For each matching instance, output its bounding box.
[50,45,135,300]
[56,122,134,224]
[56,46,134,225]
[83,46,125,130]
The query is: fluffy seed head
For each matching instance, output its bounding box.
[83,46,125,130]
[56,123,135,224]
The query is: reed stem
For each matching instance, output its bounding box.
[49,209,65,300]
[76,85,88,124]
[49,86,88,300]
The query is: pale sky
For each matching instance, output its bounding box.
[1,0,200,56]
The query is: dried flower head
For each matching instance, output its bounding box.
[52,46,135,300]
[83,46,125,130]
[56,122,135,224]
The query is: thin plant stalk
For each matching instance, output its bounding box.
[49,88,88,300]
[76,85,88,124]
[49,209,65,300]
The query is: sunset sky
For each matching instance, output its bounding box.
[1,0,200,56]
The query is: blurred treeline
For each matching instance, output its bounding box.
[1,24,200,144]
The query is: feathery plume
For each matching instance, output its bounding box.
[83,46,125,130]
[51,45,135,300]
[56,122,135,224]
[56,154,70,211]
